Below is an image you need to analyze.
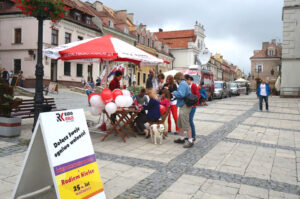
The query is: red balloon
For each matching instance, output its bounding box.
[88,93,98,102]
[160,105,166,115]
[112,89,123,101]
[100,88,113,104]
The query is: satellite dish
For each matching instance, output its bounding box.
[197,48,211,65]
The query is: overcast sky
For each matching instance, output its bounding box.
[92,0,283,74]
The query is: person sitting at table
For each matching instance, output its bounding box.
[160,89,171,137]
[135,88,161,138]
[109,70,123,91]
[135,88,148,105]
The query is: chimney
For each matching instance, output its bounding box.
[262,42,269,49]
[159,28,163,32]
[115,10,127,23]
[92,1,103,12]
[271,39,276,44]
[127,13,134,23]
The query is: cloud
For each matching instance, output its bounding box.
[93,0,283,74]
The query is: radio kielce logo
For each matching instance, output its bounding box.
[56,112,74,122]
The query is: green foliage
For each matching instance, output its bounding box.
[0,79,22,117]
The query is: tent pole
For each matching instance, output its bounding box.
[105,59,109,88]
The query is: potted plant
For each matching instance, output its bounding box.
[0,79,22,137]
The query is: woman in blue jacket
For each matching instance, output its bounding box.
[135,88,161,138]
[257,79,271,111]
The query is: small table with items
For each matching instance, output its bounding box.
[102,107,140,142]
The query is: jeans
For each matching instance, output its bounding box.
[136,112,158,132]
[259,96,268,111]
[189,107,196,139]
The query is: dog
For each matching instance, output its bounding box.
[150,124,164,144]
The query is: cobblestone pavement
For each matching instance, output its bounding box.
[1,92,300,199]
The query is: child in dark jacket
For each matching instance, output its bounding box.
[136,88,161,138]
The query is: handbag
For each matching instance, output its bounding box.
[184,93,198,107]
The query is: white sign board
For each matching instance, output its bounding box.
[12,109,106,199]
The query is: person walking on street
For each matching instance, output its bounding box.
[185,75,200,141]
[159,75,179,134]
[173,72,193,148]
[257,79,271,112]
[2,68,9,84]
[18,71,25,87]
[246,83,249,95]
[146,69,158,91]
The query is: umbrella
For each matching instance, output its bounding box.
[163,70,179,77]
[235,78,249,83]
[43,34,165,65]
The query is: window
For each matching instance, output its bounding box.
[277,65,280,72]
[124,27,128,34]
[78,36,83,41]
[143,73,146,83]
[14,59,21,74]
[64,62,71,76]
[14,28,22,44]
[77,64,83,77]
[152,40,154,48]
[256,64,263,72]
[147,39,150,47]
[86,17,91,25]
[194,54,198,64]
[65,32,71,44]
[137,72,140,85]
[51,29,58,45]
[141,36,145,45]
[108,20,114,28]
[137,34,140,43]
[268,50,274,56]
[75,12,81,21]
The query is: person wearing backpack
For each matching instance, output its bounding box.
[173,72,194,148]
[185,75,200,141]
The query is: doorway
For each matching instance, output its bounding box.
[51,60,57,82]
[88,64,93,80]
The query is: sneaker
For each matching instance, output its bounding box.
[173,132,179,135]
[183,141,194,148]
[193,138,196,142]
[266,109,269,112]
[174,138,185,144]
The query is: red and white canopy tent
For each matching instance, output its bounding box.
[43,34,168,85]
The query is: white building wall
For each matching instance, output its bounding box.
[281,2,300,96]
[0,14,101,87]
[171,49,195,70]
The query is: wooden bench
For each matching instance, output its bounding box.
[11,98,59,119]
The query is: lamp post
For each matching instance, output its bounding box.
[13,0,69,130]
[33,18,45,130]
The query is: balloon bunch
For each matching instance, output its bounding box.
[89,88,134,116]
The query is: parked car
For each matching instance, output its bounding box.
[182,66,214,101]
[214,81,230,99]
[230,82,240,96]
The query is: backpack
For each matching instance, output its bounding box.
[184,93,198,107]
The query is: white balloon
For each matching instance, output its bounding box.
[115,95,124,107]
[122,89,131,96]
[124,96,133,107]
[105,102,117,115]
[90,94,104,108]
[91,106,102,116]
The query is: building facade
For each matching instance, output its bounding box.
[154,21,205,70]
[0,0,102,87]
[281,0,300,97]
[250,40,281,90]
